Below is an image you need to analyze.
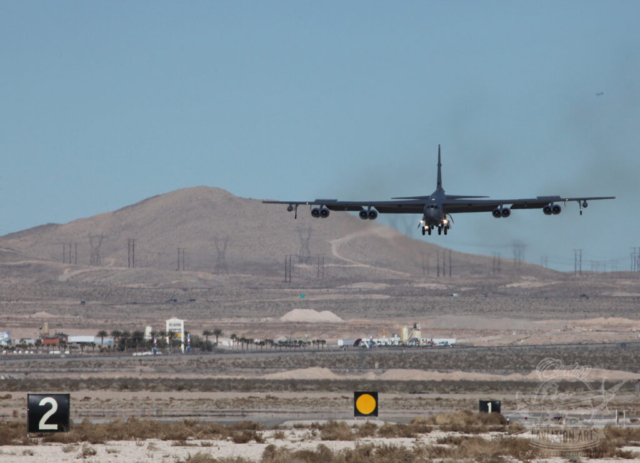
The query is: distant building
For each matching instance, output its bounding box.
[67,336,96,344]
[0,331,9,345]
[166,318,185,352]
[42,338,60,346]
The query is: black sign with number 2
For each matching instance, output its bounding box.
[27,394,70,433]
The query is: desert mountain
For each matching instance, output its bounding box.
[0,187,552,280]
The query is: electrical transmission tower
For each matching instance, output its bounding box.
[127,239,136,268]
[492,253,502,274]
[317,254,325,279]
[297,227,312,264]
[573,249,583,276]
[540,256,548,269]
[62,243,77,264]
[421,254,429,276]
[88,235,104,266]
[512,241,526,266]
[284,254,293,282]
[213,236,229,274]
[177,248,186,271]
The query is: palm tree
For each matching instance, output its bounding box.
[132,330,145,352]
[213,328,223,346]
[230,333,237,349]
[121,331,131,352]
[167,331,176,353]
[203,330,213,344]
[110,330,122,349]
[97,330,108,348]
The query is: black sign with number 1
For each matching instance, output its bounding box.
[27,394,71,433]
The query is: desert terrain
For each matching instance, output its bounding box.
[1,187,640,461]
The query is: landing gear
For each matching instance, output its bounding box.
[422,227,425,236]
[444,227,448,235]
[428,227,432,235]
[438,226,442,235]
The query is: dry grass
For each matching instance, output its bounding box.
[318,421,355,441]
[0,421,30,446]
[415,409,509,434]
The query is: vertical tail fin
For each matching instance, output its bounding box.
[436,145,443,191]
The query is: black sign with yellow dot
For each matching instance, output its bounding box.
[354,391,378,417]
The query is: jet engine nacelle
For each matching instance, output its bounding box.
[359,210,369,220]
[492,208,502,218]
[320,208,330,218]
[543,205,553,215]
[552,204,562,215]
[311,208,321,218]
[368,210,378,220]
[501,208,511,218]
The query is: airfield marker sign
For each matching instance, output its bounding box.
[27,393,71,434]
[479,400,501,414]
[354,391,378,418]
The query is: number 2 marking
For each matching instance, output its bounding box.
[38,397,58,431]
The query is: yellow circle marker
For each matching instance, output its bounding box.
[356,394,377,415]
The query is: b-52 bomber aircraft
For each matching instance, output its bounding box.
[263,146,615,236]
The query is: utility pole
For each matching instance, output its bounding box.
[437,251,440,277]
[449,249,452,278]
[128,239,135,268]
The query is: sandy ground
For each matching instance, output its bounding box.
[0,428,636,462]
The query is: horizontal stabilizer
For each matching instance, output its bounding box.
[446,195,490,199]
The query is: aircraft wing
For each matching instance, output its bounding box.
[262,199,424,214]
[443,195,615,214]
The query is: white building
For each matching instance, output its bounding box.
[166,318,185,352]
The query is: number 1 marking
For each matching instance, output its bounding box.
[488,402,492,413]
[39,397,58,431]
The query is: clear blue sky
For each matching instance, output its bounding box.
[1,1,638,271]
